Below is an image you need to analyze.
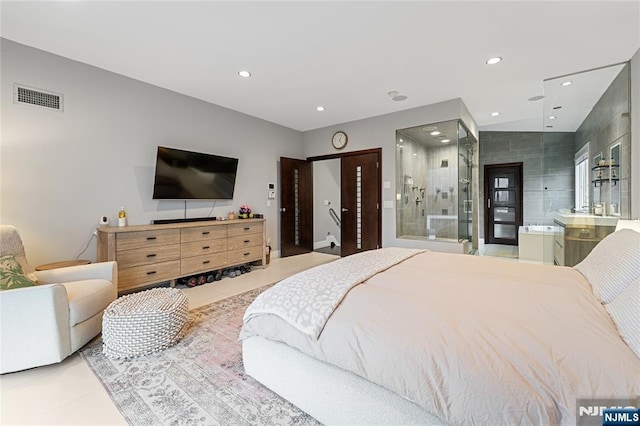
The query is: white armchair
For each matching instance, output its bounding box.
[0,225,117,374]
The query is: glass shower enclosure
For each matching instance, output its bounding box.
[396,119,476,247]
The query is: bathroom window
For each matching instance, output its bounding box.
[574,143,589,212]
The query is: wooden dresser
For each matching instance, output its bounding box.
[97,219,265,293]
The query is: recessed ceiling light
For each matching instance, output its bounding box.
[413,153,417,156]
[441,139,451,143]
[316,106,325,112]
[430,131,441,136]
[561,81,572,87]
[549,115,556,119]
[399,139,403,142]
[486,57,502,65]
[238,70,251,78]
[490,112,500,117]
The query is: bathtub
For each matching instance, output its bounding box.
[518,225,556,263]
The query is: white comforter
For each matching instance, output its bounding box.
[240,250,640,425]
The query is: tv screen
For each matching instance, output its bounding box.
[152,146,239,200]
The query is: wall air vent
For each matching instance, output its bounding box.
[13,84,64,111]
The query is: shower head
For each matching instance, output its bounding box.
[458,153,471,167]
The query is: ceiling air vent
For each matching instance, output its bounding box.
[13,84,64,111]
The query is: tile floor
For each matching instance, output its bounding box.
[0,252,338,426]
[0,246,535,425]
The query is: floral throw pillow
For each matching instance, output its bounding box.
[0,255,37,291]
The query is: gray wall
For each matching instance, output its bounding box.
[575,63,631,218]
[0,39,304,265]
[313,159,341,247]
[478,131,575,237]
[303,98,479,253]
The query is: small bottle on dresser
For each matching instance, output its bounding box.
[118,207,127,227]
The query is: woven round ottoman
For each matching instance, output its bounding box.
[102,287,189,359]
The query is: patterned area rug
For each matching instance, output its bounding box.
[81,285,320,425]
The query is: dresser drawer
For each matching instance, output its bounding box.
[228,222,263,237]
[181,253,227,275]
[116,229,180,252]
[227,245,263,265]
[181,225,227,243]
[118,260,180,291]
[181,239,227,258]
[227,234,262,251]
[117,244,180,269]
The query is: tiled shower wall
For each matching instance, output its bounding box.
[478,131,575,238]
[397,137,459,239]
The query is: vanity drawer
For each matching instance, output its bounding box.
[116,244,180,269]
[181,225,227,243]
[117,229,180,252]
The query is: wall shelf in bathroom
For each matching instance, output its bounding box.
[591,164,619,187]
[591,178,619,187]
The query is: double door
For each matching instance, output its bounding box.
[280,150,381,258]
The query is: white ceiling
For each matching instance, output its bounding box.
[1,1,639,132]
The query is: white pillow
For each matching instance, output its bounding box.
[605,278,640,359]
[574,229,640,303]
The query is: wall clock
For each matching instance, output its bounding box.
[332,131,348,150]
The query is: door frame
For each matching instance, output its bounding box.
[483,162,523,245]
[308,148,382,253]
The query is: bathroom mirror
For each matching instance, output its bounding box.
[542,62,630,219]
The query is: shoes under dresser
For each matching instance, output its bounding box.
[97,219,265,293]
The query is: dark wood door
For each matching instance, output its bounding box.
[340,152,380,256]
[280,157,313,257]
[484,163,523,245]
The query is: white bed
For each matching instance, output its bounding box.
[240,229,640,425]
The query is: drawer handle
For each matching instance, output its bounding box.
[146,253,157,258]
[203,246,210,250]
[202,231,210,235]
[203,260,210,264]
[146,236,157,240]
[244,227,250,231]
[146,271,157,275]
[244,240,250,243]
[244,252,250,256]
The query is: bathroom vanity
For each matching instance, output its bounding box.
[553,213,617,266]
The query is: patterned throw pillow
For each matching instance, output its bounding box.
[0,255,37,291]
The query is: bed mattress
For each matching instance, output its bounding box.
[241,250,640,425]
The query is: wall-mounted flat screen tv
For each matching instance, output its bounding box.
[152,146,239,200]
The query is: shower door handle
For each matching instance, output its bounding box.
[487,199,491,209]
